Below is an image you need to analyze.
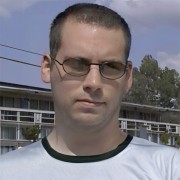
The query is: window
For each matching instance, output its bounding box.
[1,126,16,140]
[0,96,3,106]
[42,113,54,123]
[41,126,53,138]
[159,125,166,132]
[39,100,50,110]
[49,101,54,111]
[20,98,29,109]
[127,130,135,136]
[19,127,26,140]
[14,98,21,108]
[30,99,38,109]
[20,112,34,122]
[139,112,143,120]
[1,110,17,121]
[4,97,14,107]
[151,134,158,143]
[1,146,16,155]
[122,110,127,118]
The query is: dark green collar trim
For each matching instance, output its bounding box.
[42,135,133,163]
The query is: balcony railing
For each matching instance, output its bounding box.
[0,107,55,125]
[119,118,180,136]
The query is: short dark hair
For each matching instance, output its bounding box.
[50,3,131,60]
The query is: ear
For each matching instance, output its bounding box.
[41,54,51,83]
[124,61,133,94]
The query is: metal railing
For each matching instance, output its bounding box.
[0,107,55,124]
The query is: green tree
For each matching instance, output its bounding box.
[140,55,160,81]
[22,125,41,142]
[125,55,180,109]
[160,131,170,145]
[175,136,180,148]
[157,68,179,108]
[139,55,161,104]
[124,67,147,104]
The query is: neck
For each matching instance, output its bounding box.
[47,119,127,156]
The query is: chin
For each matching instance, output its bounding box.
[70,114,109,131]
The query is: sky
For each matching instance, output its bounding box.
[0,0,180,88]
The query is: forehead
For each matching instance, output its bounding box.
[61,17,125,40]
[59,19,126,61]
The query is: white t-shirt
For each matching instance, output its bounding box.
[0,135,179,180]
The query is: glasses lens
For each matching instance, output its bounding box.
[63,58,89,76]
[101,62,126,79]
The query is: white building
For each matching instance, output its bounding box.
[0,82,55,154]
[0,81,180,154]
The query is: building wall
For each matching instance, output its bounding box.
[0,107,55,154]
[0,82,180,154]
[120,118,180,146]
[0,91,54,111]
[0,83,55,154]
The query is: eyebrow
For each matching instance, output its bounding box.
[63,56,91,62]
[63,56,125,64]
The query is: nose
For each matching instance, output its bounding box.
[82,65,103,93]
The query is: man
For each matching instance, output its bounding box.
[0,3,179,180]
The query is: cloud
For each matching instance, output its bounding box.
[96,0,180,29]
[2,0,179,28]
[157,52,180,72]
[0,0,43,17]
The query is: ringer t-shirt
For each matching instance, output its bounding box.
[0,135,179,180]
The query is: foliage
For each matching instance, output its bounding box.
[124,54,180,109]
[161,111,179,124]
[175,136,180,147]
[160,132,170,145]
[124,67,147,104]
[22,125,41,142]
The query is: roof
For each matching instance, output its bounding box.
[0,81,51,96]
[121,102,180,113]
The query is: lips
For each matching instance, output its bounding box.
[76,99,105,106]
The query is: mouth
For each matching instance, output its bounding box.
[76,99,105,106]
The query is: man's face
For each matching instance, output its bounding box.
[44,20,132,131]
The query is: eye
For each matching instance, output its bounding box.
[104,62,124,71]
[64,58,89,71]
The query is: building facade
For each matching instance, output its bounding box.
[120,102,180,145]
[0,82,180,154]
[0,82,55,154]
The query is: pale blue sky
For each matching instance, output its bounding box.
[0,0,180,88]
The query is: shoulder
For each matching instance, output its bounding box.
[120,136,180,180]
[0,140,44,165]
[0,140,50,179]
[130,136,180,174]
[131,136,179,151]
[130,136,180,155]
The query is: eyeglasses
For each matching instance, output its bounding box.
[53,58,128,80]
